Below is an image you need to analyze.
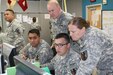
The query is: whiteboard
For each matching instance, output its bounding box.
[102,11,113,38]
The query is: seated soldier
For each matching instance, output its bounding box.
[19,29,53,64]
[41,33,80,75]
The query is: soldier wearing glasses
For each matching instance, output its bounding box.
[41,33,80,75]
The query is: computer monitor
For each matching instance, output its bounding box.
[2,43,17,67]
[14,56,51,75]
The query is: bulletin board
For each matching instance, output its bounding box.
[86,4,102,29]
[102,10,113,38]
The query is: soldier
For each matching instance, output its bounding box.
[19,29,53,64]
[41,33,80,75]
[47,0,73,41]
[47,0,73,56]
[0,26,7,46]
[68,17,113,75]
[30,17,41,31]
[4,9,25,54]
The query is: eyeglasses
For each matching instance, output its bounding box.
[54,43,68,47]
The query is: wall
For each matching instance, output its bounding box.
[1,0,48,12]
[1,0,51,45]
[0,0,83,45]
[82,0,113,19]
[67,0,82,17]
[102,0,113,10]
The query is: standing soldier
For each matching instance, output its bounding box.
[68,17,113,75]
[47,0,73,56]
[4,9,25,54]
[47,0,73,41]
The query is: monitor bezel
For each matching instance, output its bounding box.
[14,56,51,75]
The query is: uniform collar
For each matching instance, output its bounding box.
[79,27,91,42]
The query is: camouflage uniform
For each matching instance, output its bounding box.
[5,19,25,53]
[71,27,113,75]
[42,48,80,75]
[19,39,53,64]
[50,11,73,40]
[0,33,7,44]
[30,22,41,31]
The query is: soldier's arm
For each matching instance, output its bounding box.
[41,57,55,70]
[68,51,80,75]
[76,37,103,75]
[39,47,53,64]
[19,43,30,60]
[14,23,24,35]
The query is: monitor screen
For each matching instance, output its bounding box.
[14,56,51,75]
[2,43,17,67]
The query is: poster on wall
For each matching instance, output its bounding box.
[87,4,102,29]
[102,10,113,38]
[91,10,100,27]
[16,14,22,23]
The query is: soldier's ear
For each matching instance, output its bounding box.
[81,27,86,33]
[67,43,70,48]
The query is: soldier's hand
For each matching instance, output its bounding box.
[20,54,27,60]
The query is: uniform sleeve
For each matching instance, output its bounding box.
[14,36,25,50]
[19,43,30,55]
[76,36,103,75]
[68,52,80,75]
[39,47,53,64]
[13,22,24,35]
[41,57,55,70]
[72,52,80,71]
[13,23,25,50]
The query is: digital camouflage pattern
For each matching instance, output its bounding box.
[42,48,80,75]
[50,11,73,40]
[19,39,53,64]
[5,19,25,53]
[71,27,113,75]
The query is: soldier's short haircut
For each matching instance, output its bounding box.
[48,0,60,7]
[55,33,70,43]
[69,17,90,29]
[5,9,15,14]
[28,29,40,37]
